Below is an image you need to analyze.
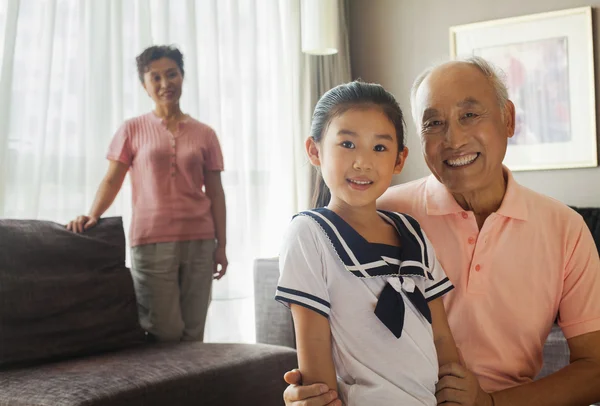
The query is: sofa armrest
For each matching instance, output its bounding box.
[254,258,295,348]
[537,324,570,380]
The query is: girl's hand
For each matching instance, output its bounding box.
[213,244,228,280]
[66,215,98,233]
[283,369,340,406]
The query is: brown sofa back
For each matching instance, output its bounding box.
[0,217,145,368]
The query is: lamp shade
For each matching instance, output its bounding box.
[301,0,339,55]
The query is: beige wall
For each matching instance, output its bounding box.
[348,0,600,207]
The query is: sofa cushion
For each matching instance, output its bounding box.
[0,342,297,406]
[572,207,600,252]
[0,217,145,367]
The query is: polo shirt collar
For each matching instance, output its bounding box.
[425,166,528,221]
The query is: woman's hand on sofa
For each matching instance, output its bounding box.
[67,215,99,233]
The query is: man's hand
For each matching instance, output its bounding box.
[213,244,228,280]
[436,363,494,406]
[283,369,341,406]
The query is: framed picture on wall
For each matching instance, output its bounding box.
[450,7,597,172]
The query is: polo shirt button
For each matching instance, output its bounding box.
[475,264,481,272]
[171,173,175,177]
[468,236,476,245]
[461,212,468,219]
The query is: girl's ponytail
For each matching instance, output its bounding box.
[312,172,331,208]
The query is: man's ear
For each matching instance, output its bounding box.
[505,100,516,139]
[394,146,409,174]
[305,137,321,167]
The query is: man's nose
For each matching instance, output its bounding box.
[445,122,469,149]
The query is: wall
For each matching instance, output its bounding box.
[348,0,600,206]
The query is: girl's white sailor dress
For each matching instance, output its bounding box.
[276,208,454,406]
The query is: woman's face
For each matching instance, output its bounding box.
[142,57,183,108]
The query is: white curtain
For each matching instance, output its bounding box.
[0,0,322,343]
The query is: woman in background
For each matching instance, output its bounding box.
[68,45,227,342]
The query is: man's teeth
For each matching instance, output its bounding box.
[349,179,372,185]
[446,153,478,167]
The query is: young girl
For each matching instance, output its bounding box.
[275,81,459,405]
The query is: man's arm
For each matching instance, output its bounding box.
[491,330,600,406]
[490,214,600,405]
[490,216,600,405]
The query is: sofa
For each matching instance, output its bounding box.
[254,206,600,396]
[0,217,296,406]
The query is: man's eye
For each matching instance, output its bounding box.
[341,141,355,149]
[374,145,387,152]
[424,120,443,128]
[463,112,478,119]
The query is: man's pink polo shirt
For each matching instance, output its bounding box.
[378,168,600,392]
[107,112,224,247]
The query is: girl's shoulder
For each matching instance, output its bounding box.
[286,211,323,238]
[281,211,334,250]
[377,210,425,233]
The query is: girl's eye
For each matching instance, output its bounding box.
[169,72,177,78]
[374,144,387,152]
[341,141,355,149]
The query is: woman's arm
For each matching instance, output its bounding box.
[204,171,227,279]
[290,304,338,391]
[429,297,460,367]
[67,160,128,232]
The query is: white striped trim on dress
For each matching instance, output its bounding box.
[275,286,330,318]
[424,277,454,301]
[308,210,372,277]
[394,213,426,267]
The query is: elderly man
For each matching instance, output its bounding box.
[282,57,600,406]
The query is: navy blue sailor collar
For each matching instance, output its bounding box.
[296,208,434,281]
[296,207,434,338]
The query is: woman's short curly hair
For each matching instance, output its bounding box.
[136,45,184,83]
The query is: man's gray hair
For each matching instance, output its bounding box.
[410,56,509,126]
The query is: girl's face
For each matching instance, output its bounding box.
[306,107,408,210]
[142,57,183,108]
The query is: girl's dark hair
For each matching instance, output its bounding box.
[311,81,406,208]
[136,45,184,83]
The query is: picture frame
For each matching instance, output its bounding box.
[450,7,597,171]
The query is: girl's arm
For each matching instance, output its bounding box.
[429,297,460,367]
[290,304,338,391]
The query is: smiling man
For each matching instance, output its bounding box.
[282,57,600,406]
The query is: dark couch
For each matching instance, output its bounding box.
[0,217,296,406]
[254,206,600,397]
